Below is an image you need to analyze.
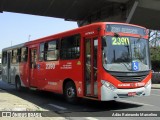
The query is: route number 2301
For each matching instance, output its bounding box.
[112,37,130,45]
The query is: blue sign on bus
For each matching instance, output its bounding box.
[132,61,139,71]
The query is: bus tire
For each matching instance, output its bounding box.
[64,81,77,103]
[15,77,21,91]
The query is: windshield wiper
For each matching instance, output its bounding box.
[120,62,132,71]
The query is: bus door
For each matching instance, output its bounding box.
[29,47,38,87]
[7,52,11,83]
[84,37,98,97]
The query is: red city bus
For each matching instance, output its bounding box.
[1,22,151,102]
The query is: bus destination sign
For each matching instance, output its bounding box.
[106,24,146,36]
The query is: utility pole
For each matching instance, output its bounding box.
[28,35,31,41]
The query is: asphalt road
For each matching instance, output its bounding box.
[0,80,160,120]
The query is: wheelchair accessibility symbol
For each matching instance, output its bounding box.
[132,61,139,71]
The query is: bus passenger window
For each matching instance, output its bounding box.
[12,49,18,64]
[43,40,59,61]
[60,34,80,60]
[17,48,21,62]
[31,49,37,69]
[2,51,7,65]
[39,43,45,61]
[21,47,28,62]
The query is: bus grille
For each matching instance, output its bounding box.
[109,71,149,83]
[115,75,147,82]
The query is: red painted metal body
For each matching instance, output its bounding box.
[2,22,151,101]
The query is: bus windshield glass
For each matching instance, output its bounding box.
[102,36,150,72]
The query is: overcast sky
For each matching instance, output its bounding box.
[0,12,77,51]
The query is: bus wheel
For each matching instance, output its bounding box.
[15,77,21,91]
[64,81,77,103]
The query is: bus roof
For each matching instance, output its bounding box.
[26,22,147,45]
[2,43,24,51]
[2,22,147,51]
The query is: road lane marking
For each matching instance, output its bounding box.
[118,100,155,107]
[85,117,99,120]
[48,104,67,110]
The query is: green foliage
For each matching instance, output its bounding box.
[150,47,160,71]
[150,47,160,61]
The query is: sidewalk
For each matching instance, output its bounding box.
[0,89,67,120]
[0,89,44,111]
[0,79,47,111]
[0,79,66,120]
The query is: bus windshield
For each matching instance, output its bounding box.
[102,36,150,72]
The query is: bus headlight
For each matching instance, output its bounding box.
[145,80,151,88]
[101,80,117,91]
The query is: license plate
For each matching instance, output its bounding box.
[128,92,136,96]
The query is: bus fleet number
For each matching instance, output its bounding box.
[46,63,55,69]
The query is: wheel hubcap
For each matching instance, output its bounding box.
[67,87,74,98]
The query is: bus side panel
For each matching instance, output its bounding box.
[2,65,7,83]
[19,62,29,87]
[2,51,12,84]
[58,60,83,95]
[37,59,83,97]
[10,63,19,84]
[36,61,46,90]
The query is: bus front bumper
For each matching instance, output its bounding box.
[101,80,151,101]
